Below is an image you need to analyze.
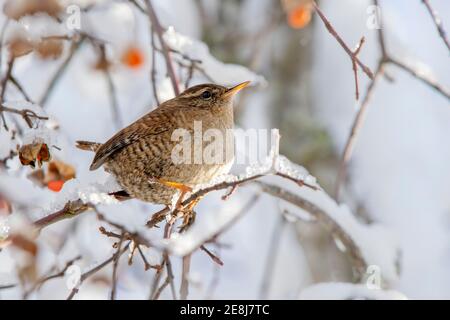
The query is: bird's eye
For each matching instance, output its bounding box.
[201,90,212,100]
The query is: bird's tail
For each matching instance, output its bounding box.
[76,140,101,152]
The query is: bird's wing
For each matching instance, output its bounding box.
[89,109,171,171]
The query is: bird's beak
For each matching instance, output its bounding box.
[223,81,251,98]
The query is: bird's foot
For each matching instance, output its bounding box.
[179,209,196,233]
[154,178,193,210]
[146,206,169,228]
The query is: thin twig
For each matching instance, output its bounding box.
[422,0,450,52]
[99,44,123,129]
[0,19,10,72]
[200,245,224,266]
[387,56,450,100]
[144,0,180,95]
[150,29,161,105]
[257,182,368,280]
[180,254,191,300]
[110,233,125,300]
[147,172,316,228]
[67,243,130,300]
[22,255,82,298]
[0,104,48,129]
[10,76,33,103]
[128,0,146,13]
[312,1,374,80]
[335,62,385,200]
[259,213,287,299]
[334,1,450,200]
[352,37,365,100]
[150,221,177,300]
[0,57,15,130]
[40,37,85,107]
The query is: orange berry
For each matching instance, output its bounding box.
[122,46,144,69]
[288,4,312,29]
[47,180,64,192]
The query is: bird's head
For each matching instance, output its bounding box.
[176,81,250,109]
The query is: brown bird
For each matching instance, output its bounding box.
[76,82,249,206]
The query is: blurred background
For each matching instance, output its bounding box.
[0,0,449,299]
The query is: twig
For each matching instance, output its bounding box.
[422,0,450,52]
[99,44,123,129]
[136,245,159,271]
[67,243,130,300]
[334,62,385,200]
[200,245,224,266]
[387,56,450,100]
[0,104,48,129]
[150,221,177,300]
[110,233,125,300]
[128,0,146,13]
[180,254,191,300]
[312,1,374,80]
[152,274,170,300]
[0,57,15,130]
[257,181,368,280]
[22,255,82,298]
[10,76,33,103]
[144,0,180,95]
[150,29,161,106]
[0,19,9,72]
[40,37,85,107]
[259,213,287,299]
[334,0,450,200]
[352,37,365,100]
[34,200,90,230]
[147,172,316,228]
[167,193,261,257]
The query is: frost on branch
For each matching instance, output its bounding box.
[165,132,398,286]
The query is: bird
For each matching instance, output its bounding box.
[76,81,249,207]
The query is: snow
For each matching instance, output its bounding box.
[0,130,14,159]
[166,146,399,288]
[0,0,447,300]
[163,26,267,89]
[312,0,450,299]
[299,282,407,300]
[0,216,10,240]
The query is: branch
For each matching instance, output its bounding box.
[312,1,374,80]
[23,255,82,298]
[256,181,368,280]
[150,29,161,105]
[334,0,450,200]
[147,172,317,228]
[99,44,123,129]
[259,213,287,299]
[110,233,125,300]
[387,56,450,100]
[352,37,365,100]
[67,243,130,300]
[39,37,85,107]
[0,104,49,130]
[144,0,180,95]
[334,62,385,199]
[179,254,191,300]
[10,76,33,103]
[0,57,15,130]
